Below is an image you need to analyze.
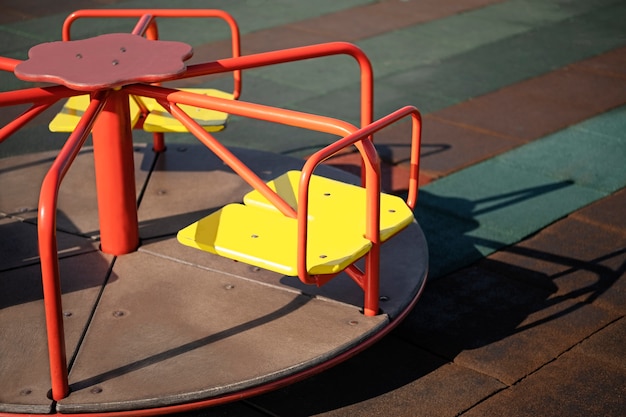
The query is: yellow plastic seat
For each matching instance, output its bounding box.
[49,94,142,132]
[49,88,232,133]
[177,171,415,276]
[243,171,415,242]
[141,88,233,132]
[177,203,372,276]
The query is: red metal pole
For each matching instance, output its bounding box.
[38,91,109,401]
[91,89,139,255]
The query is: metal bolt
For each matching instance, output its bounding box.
[380,296,390,302]
[157,189,167,196]
[224,284,235,290]
[112,310,125,318]
[120,47,126,53]
[251,234,259,238]
[323,192,331,196]
[348,320,359,326]
[251,266,261,272]
[75,53,83,59]
[90,387,103,394]
[19,389,32,396]
[177,146,187,152]
[388,209,396,213]
[112,59,119,66]
[63,311,73,318]
[319,254,327,259]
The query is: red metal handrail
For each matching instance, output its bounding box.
[38,90,110,400]
[131,83,422,316]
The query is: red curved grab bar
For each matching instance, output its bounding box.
[38,90,110,400]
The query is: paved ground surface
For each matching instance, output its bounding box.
[1,0,625,416]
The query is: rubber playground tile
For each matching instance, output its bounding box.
[359,10,530,79]
[573,318,626,371]
[572,186,626,233]
[415,203,515,279]
[287,0,504,43]
[494,108,626,193]
[249,335,504,417]
[252,0,589,98]
[571,45,626,78]
[400,265,619,386]
[433,65,626,142]
[462,349,626,417]
[0,0,126,24]
[377,1,626,112]
[420,158,606,240]
[101,0,372,39]
[470,0,619,25]
[240,26,336,55]
[572,103,626,139]
[410,115,520,176]
[483,216,626,311]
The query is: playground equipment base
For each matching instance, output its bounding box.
[0,144,427,415]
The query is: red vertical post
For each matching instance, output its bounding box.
[91,89,139,255]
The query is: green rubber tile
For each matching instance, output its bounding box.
[359,11,528,75]
[378,0,626,111]
[111,0,373,42]
[421,159,606,239]
[242,53,364,94]
[415,204,515,279]
[574,104,626,139]
[495,106,626,193]
[358,0,624,79]
[416,107,626,279]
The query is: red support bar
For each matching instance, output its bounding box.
[91,89,140,255]
[183,41,373,128]
[38,90,109,401]
[0,56,22,73]
[0,101,54,144]
[131,14,155,36]
[0,85,79,107]
[126,85,356,137]
[163,100,297,218]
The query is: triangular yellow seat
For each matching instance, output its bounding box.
[177,171,415,276]
[243,171,415,242]
[177,203,372,276]
[49,94,142,132]
[141,88,233,133]
[48,88,232,133]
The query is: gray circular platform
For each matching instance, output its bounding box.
[0,144,427,415]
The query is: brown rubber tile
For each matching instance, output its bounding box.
[461,339,626,417]
[288,0,504,42]
[319,150,434,193]
[398,264,619,386]
[483,215,626,311]
[418,114,521,176]
[249,336,505,417]
[573,317,626,371]
[433,49,626,143]
[570,45,626,79]
[571,186,626,233]
[241,26,336,55]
